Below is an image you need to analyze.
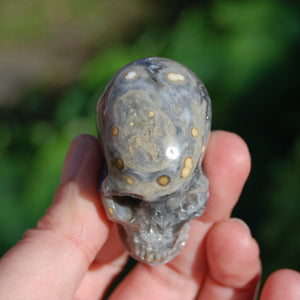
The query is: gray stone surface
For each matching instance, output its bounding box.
[97,57,211,265]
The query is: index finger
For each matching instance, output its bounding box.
[201,130,251,222]
[169,130,251,271]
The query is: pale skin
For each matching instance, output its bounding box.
[0,131,299,300]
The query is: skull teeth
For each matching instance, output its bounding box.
[133,246,183,265]
[132,224,190,265]
[146,252,154,261]
[140,249,146,260]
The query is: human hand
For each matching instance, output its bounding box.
[0,131,299,300]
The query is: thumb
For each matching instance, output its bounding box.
[0,134,109,300]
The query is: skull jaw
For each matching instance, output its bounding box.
[118,222,190,265]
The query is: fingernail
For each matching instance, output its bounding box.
[60,135,94,184]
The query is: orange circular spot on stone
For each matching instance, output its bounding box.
[148,111,155,118]
[112,127,119,136]
[181,156,193,178]
[115,158,124,170]
[184,156,193,168]
[181,167,191,178]
[126,177,134,185]
[191,127,199,138]
[157,175,170,186]
[108,207,114,215]
[167,72,186,82]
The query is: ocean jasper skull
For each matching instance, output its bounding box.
[96,57,211,265]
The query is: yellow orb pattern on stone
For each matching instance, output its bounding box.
[181,156,193,178]
[148,111,155,118]
[115,157,124,170]
[191,127,199,138]
[126,177,134,185]
[108,207,114,215]
[167,72,186,82]
[157,175,170,186]
[112,126,119,136]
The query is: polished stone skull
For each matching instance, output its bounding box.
[96,57,211,265]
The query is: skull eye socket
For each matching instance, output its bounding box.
[112,195,143,215]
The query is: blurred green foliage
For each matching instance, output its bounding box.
[0,0,299,284]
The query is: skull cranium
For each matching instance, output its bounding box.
[96,57,211,265]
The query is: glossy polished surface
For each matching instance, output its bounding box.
[96,57,211,265]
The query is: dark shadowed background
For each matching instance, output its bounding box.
[0,0,299,286]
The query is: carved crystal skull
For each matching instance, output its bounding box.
[96,57,211,265]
